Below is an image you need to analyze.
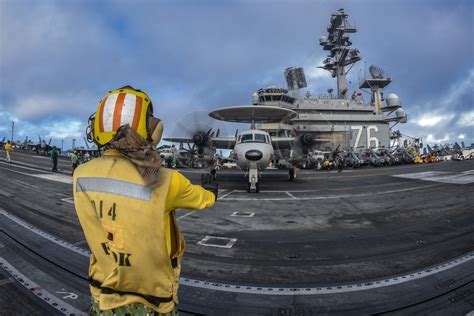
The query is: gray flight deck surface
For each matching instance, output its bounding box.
[0,150,473,315]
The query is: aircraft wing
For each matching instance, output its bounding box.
[163,137,193,144]
[163,136,235,149]
[211,137,236,149]
[271,137,331,150]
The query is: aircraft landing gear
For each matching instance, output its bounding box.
[247,182,259,193]
[247,166,260,193]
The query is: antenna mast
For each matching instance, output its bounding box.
[318,8,361,99]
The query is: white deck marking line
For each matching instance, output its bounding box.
[0,166,39,177]
[177,211,197,220]
[219,190,236,199]
[73,240,88,246]
[0,161,50,172]
[1,151,52,160]
[0,166,72,184]
[223,181,408,193]
[0,257,85,315]
[60,197,75,204]
[33,173,73,184]
[285,192,297,199]
[3,207,473,296]
[230,211,255,217]
[181,252,474,295]
[221,184,440,201]
[0,208,91,257]
[197,236,237,249]
[393,171,474,184]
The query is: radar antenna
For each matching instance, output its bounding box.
[369,65,385,79]
[318,8,361,99]
[284,67,307,97]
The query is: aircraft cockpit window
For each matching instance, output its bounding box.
[254,134,266,143]
[238,135,242,142]
[241,134,253,143]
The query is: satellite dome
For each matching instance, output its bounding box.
[395,108,407,123]
[252,92,259,104]
[386,93,400,107]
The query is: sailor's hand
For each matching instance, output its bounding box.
[201,173,218,201]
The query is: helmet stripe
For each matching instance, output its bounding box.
[120,93,137,128]
[102,93,119,132]
[131,96,143,130]
[112,93,126,131]
[97,97,107,133]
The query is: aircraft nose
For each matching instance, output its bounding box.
[245,150,263,161]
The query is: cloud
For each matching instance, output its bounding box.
[13,92,96,121]
[400,65,473,145]
[0,1,473,147]
[46,121,83,139]
[0,107,86,149]
[426,134,450,143]
[415,113,455,127]
[306,58,329,81]
[457,111,474,127]
[441,69,474,110]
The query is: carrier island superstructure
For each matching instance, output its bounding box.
[254,9,409,152]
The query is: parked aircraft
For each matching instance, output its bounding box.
[165,105,329,192]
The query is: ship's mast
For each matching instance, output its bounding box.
[318,8,361,99]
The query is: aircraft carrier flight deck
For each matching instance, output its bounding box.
[0,150,473,315]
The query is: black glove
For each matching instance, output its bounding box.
[201,173,218,201]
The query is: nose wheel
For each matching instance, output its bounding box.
[247,182,259,193]
[247,166,260,193]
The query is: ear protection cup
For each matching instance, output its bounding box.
[149,117,163,146]
[86,114,97,146]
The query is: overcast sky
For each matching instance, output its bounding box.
[0,0,473,149]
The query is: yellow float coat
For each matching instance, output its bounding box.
[73,149,215,313]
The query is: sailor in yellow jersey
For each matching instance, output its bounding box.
[73,86,217,315]
[4,140,12,163]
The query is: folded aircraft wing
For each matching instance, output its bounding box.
[211,137,236,149]
[271,137,331,150]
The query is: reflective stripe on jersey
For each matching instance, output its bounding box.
[76,177,151,201]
